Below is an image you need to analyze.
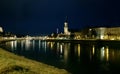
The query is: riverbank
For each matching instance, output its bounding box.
[0,48,70,74]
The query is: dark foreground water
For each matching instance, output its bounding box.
[3,40,120,74]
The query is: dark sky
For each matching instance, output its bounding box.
[0,0,120,35]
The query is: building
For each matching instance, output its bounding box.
[64,21,70,35]
[57,18,120,40]
[0,27,3,33]
[57,17,71,39]
[84,27,120,40]
[58,17,83,40]
[94,27,120,40]
[0,26,3,37]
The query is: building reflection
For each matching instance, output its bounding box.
[38,40,41,50]
[49,42,71,63]
[100,46,105,60]
[64,43,70,63]
[60,44,63,54]
[25,40,31,50]
[32,40,35,50]
[10,41,17,51]
[106,46,109,61]
[21,40,24,50]
[5,40,120,71]
[39,40,48,52]
[57,42,60,54]
[47,42,55,49]
[77,44,81,58]
[100,46,109,61]
[44,41,47,52]
[10,41,14,50]
[108,48,120,63]
[92,45,95,56]
[74,44,81,61]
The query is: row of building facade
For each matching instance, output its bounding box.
[56,20,120,40]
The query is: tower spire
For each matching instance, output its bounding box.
[65,16,68,22]
[64,16,69,34]
[64,16,68,27]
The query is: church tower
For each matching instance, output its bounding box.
[64,16,70,35]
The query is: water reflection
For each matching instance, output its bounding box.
[21,40,24,50]
[32,40,35,50]
[98,46,109,62]
[64,43,70,63]
[4,40,120,74]
[25,40,31,50]
[41,41,47,53]
[106,46,109,61]
[100,46,105,61]
[48,42,55,49]
[10,40,17,51]
[92,45,95,56]
[38,40,41,50]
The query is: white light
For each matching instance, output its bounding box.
[25,40,31,50]
[60,44,63,54]
[38,40,41,49]
[14,41,17,50]
[44,41,47,52]
[100,35,104,39]
[11,41,14,51]
[101,47,105,60]
[32,40,35,50]
[21,40,24,50]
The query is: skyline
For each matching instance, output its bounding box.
[0,0,120,35]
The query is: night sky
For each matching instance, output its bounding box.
[0,0,120,35]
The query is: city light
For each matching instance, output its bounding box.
[93,45,95,55]
[106,46,109,61]
[77,44,81,57]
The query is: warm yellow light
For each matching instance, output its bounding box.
[92,45,95,55]
[78,44,80,57]
[106,46,109,61]
[50,42,54,49]
[64,43,70,63]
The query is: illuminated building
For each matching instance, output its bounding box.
[84,27,120,40]
[69,29,82,39]
[0,26,3,33]
[57,17,71,39]
[94,27,120,40]
[64,20,70,35]
[56,17,120,40]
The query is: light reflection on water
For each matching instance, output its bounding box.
[4,40,120,74]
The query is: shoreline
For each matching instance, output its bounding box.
[0,48,70,74]
[40,39,120,44]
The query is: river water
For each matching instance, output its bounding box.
[3,40,120,74]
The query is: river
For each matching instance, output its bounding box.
[3,40,120,74]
